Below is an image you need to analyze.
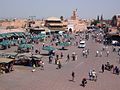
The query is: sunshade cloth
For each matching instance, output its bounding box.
[0,58,14,63]
[42,46,56,52]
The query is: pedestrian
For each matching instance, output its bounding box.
[72,55,75,61]
[96,51,99,57]
[42,43,45,47]
[106,50,109,57]
[55,58,57,64]
[35,49,38,54]
[81,78,87,87]
[92,70,97,81]
[82,50,85,57]
[49,55,52,64]
[56,54,59,60]
[32,64,36,72]
[61,52,63,59]
[105,62,111,71]
[89,70,92,80]
[72,71,75,81]
[102,46,105,51]
[66,54,70,62]
[113,66,119,75]
[39,49,41,54]
[57,60,62,69]
[41,61,44,70]
[101,64,105,73]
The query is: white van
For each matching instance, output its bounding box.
[78,40,86,48]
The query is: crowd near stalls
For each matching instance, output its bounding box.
[0,30,46,74]
[0,30,72,74]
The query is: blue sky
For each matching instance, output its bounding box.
[0,0,120,19]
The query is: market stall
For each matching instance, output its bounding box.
[0,58,15,74]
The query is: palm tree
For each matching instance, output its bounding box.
[97,15,100,22]
[101,14,103,21]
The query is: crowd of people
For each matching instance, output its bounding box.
[1,29,120,89]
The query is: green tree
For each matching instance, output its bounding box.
[60,16,64,21]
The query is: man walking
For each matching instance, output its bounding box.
[66,54,70,62]
[101,64,105,73]
[72,71,75,82]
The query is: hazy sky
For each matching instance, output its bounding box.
[0,0,120,19]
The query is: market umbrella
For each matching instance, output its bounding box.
[0,40,11,46]
[18,44,33,49]
[63,34,71,38]
[37,35,45,39]
[30,55,43,60]
[58,42,71,47]
[58,42,71,50]
[31,35,45,40]
[0,58,14,64]
[0,53,18,59]
[18,39,26,44]
[63,34,74,39]
[0,33,12,38]
[11,39,18,45]
[15,32,25,37]
[42,46,56,52]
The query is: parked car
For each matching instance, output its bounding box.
[78,40,86,48]
[112,40,120,46]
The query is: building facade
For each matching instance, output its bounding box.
[67,9,88,32]
[45,17,64,31]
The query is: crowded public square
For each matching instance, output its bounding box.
[0,30,120,90]
[0,0,120,90]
